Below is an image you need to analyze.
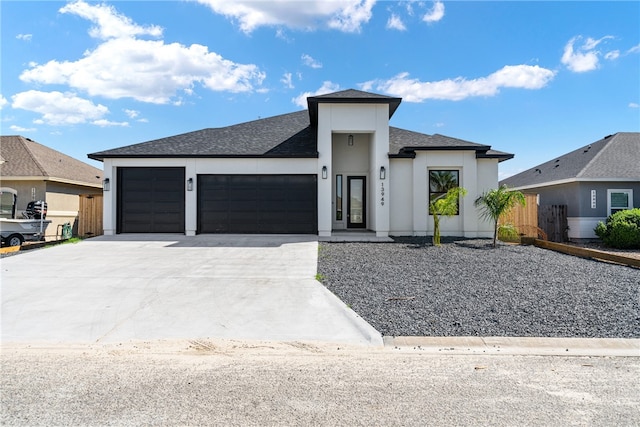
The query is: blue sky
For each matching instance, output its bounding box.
[1,1,638,178]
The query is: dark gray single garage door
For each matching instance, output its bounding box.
[198,175,317,234]
[117,167,185,233]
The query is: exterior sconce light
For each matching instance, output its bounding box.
[380,166,386,180]
[102,178,110,191]
[187,178,194,191]
[322,166,328,179]
[348,134,354,146]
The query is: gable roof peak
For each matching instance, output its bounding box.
[500,132,640,188]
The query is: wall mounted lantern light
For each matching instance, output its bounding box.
[187,177,194,191]
[102,178,110,191]
[348,134,354,146]
[322,166,328,179]
[380,166,386,180]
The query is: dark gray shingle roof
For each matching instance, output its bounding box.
[89,90,513,162]
[0,135,103,186]
[500,132,640,188]
[389,128,513,161]
[89,110,316,160]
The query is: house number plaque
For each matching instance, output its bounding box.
[380,182,385,206]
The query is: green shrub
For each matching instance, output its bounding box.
[594,208,640,249]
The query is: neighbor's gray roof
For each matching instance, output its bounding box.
[0,135,103,187]
[500,132,640,189]
[89,89,512,162]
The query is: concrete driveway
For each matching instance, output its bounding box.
[1,234,381,346]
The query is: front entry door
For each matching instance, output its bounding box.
[347,176,366,228]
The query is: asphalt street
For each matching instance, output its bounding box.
[2,340,639,426]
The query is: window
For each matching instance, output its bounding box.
[429,170,460,215]
[336,174,343,220]
[608,189,633,215]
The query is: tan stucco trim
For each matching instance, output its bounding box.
[0,176,102,189]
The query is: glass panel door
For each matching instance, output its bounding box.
[347,176,366,228]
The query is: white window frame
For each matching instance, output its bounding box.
[607,189,633,216]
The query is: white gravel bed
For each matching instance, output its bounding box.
[317,238,640,338]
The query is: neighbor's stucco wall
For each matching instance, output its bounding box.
[1,179,100,240]
[0,180,46,215]
[520,180,640,239]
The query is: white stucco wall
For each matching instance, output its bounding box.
[102,157,317,236]
[386,152,499,237]
[389,158,414,234]
[317,103,390,237]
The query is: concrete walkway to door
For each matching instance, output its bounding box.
[1,234,382,346]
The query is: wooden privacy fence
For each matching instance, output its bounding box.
[499,194,541,238]
[538,204,568,243]
[78,194,103,237]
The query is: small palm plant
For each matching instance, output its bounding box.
[474,185,526,248]
[430,187,467,246]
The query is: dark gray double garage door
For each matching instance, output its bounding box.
[118,168,317,234]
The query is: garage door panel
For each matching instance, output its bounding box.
[198,174,317,234]
[118,167,185,233]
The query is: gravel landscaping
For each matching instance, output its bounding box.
[317,238,640,338]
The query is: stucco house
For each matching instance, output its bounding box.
[89,89,513,238]
[500,132,640,240]
[0,135,104,240]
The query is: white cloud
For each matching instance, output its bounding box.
[423,1,444,23]
[301,54,322,69]
[561,35,615,73]
[327,0,375,33]
[16,33,32,41]
[292,81,341,108]
[11,90,109,125]
[60,0,162,40]
[20,36,265,104]
[92,119,129,127]
[629,102,639,108]
[0,94,7,109]
[628,44,640,54]
[9,125,37,132]
[582,36,613,50]
[604,50,620,60]
[196,0,375,34]
[124,109,139,119]
[281,72,294,89]
[363,65,556,102]
[386,14,406,31]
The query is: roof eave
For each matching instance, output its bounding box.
[89,153,319,161]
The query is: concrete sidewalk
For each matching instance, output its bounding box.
[1,234,382,346]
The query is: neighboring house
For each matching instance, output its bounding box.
[0,135,104,240]
[89,89,513,238]
[500,132,640,240]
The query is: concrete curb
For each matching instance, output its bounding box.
[316,282,384,347]
[384,336,640,357]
